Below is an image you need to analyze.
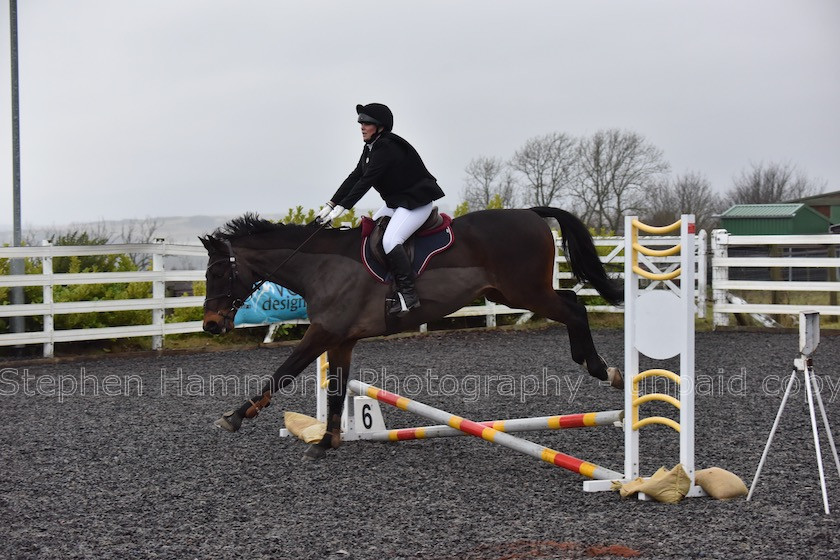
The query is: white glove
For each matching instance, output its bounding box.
[315,202,335,224]
[325,204,346,223]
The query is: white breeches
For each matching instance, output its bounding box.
[373,202,435,254]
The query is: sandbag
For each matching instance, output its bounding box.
[284,412,326,443]
[637,464,691,503]
[695,467,748,500]
[617,464,691,503]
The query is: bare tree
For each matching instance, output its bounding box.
[725,161,826,205]
[462,156,517,210]
[120,217,161,270]
[572,129,670,232]
[643,171,725,231]
[509,132,577,207]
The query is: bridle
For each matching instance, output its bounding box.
[202,223,327,324]
[203,239,251,324]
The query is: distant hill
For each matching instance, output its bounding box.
[0,214,287,246]
[1,203,455,247]
[0,214,295,271]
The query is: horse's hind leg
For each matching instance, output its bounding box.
[556,289,623,388]
[303,339,357,460]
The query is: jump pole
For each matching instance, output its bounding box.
[278,353,623,443]
[366,409,623,442]
[349,379,623,481]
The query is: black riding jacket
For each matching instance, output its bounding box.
[330,132,445,210]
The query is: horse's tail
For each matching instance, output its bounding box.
[529,207,624,306]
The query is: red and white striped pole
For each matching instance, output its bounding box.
[349,380,622,481]
[368,409,622,442]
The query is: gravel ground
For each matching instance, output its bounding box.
[2,326,839,559]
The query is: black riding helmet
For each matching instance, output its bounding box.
[356,103,393,132]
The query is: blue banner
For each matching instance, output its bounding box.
[234,282,308,325]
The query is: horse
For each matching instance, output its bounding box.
[200,207,624,459]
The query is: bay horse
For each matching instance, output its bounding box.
[200,207,623,459]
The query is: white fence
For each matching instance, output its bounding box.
[1,240,207,356]
[711,230,840,327]
[553,230,707,316]
[25,227,840,358]
[0,239,539,357]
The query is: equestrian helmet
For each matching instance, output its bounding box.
[356,103,393,131]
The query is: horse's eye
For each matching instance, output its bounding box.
[208,262,229,278]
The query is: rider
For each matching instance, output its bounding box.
[316,103,445,316]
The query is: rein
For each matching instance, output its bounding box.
[246,222,327,297]
[203,222,327,318]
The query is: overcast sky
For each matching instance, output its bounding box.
[1,0,838,229]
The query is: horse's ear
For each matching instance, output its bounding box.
[199,235,216,253]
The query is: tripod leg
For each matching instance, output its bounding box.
[811,369,840,480]
[748,370,798,501]
[805,367,831,514]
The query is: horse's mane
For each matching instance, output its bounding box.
[210,212,303,241]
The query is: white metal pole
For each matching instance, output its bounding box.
[8,0,25,346]
[811,371,840,481]
[681,216,696,480]
[624,215,639,481]
[804,364,831,514]
[747,370,798,501]
[315,353,328,423]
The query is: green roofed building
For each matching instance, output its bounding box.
[719,203,831,235]
[790,190,840,226]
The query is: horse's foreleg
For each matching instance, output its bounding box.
[214,326,337,432]
[303,340,357,460]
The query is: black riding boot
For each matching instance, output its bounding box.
[385,244,420,317]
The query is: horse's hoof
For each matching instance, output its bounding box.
[214,410,242,432]
[302,444,328,461]
[607,367,624,390]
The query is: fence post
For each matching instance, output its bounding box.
[829,245,838,322]
[696,230,707,319]
[552,230,561,290]
[712,229,730,327]
[152,238,166,350]
[41,240,54,358]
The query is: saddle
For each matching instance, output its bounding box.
[360,207,454,283]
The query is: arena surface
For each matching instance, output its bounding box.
[2,326,839,559]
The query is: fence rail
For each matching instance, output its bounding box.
[1,239,552,356]
[711,230,840,326]
[553,231,707,316]
[19,225,840,357]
